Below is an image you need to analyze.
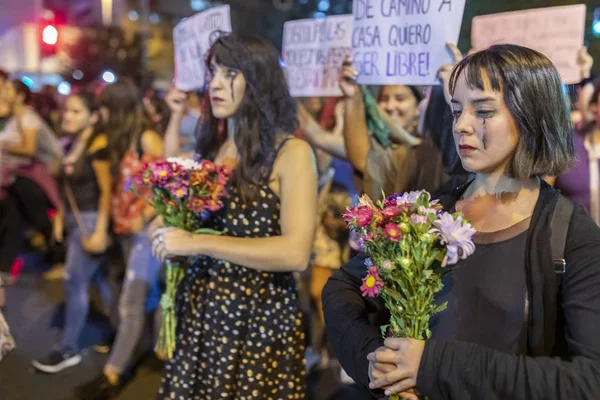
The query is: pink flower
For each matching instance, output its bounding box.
[381,206,401,220]
[201,160,217,173]
[382,260,392,269]
[168,184,188,199]
[343,207,357,224]
[219,164,232,177]
[360,267,384,297]
[383,195,398,208]
[384,223,402,242]
[410,215,428,224]
[356,206,374,227]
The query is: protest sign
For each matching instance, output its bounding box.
[282,15,353,97]
[471,5,586,84]
[352,0,465,86]
[173,5,232,91]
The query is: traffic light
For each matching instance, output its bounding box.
[40,10,58,57]
[594,7,600,37]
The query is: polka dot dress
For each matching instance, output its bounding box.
[158,182,306,400]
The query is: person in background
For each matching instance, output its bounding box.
[143,89,171,136]
[324,44,600,400]
[0,79,62,282]
[73,79,163,399]
[554,47,600,224]
[151,34,317,399]
[32,90,113,373]
[339,56,422,200]
[0,69,9,130]
[163,87,203,158]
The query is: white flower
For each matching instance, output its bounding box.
[167,157,202,171]
[418,206,438,215]
[397,191,428,206]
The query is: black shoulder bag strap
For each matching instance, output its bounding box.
[550,195,575,287]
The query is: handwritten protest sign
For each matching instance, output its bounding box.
[471,5,586,84]
[352,0,465,86]
[282,15,353,97]
[173,5,232,91]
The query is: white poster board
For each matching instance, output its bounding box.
[173,5,232,91]
[471,5,586,84]
[282,14,353,97]
[352,0,465,86]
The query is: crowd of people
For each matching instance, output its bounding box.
[0,32,600,400]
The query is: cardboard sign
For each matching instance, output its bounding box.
[471,5,586,84]
[173,5,232,91]
[352,0,465,86]
[282,14,354,97]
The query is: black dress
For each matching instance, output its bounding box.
[158,179,306,399]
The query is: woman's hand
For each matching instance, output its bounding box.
[152,227,199,262]
[577,46,594,80]
[82,231,109,254]
[147,215,164,241]
[367,338,425,397]
[339,55,359,99]
[165,87,188,116]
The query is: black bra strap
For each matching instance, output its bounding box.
[266,136,293,177]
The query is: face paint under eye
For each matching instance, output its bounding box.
[482,118,488,150]
[229,75,235,102]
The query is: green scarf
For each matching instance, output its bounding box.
[361,85,391,147]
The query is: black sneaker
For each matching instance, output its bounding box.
[75,374,121,400]
[32,350,82,373]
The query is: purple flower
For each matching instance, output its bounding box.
[410,215,428,224]
[364,258,372,267]
[124,178,134,192]
[431,212,476,267]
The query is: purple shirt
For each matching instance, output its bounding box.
[555,131,595,213]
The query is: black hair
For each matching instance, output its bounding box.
[448,44,575,179]
[196,34,298,203]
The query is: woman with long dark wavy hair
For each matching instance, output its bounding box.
[151,34,317,399]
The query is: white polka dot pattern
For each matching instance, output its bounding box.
[157,183,306,399]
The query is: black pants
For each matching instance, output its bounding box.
[0,177,53,272]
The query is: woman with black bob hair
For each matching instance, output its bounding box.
[322,44,600,399]
[152,34,317,399]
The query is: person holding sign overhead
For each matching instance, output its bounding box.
[152,34,317,399]
[339,54,422,202]
[323,44,600,399]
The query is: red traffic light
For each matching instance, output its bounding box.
[42,25,58,45]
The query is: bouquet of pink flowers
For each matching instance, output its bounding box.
[344,190,476,344]
[130,157,232,357]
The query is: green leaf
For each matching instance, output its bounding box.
[380,324,390,338]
